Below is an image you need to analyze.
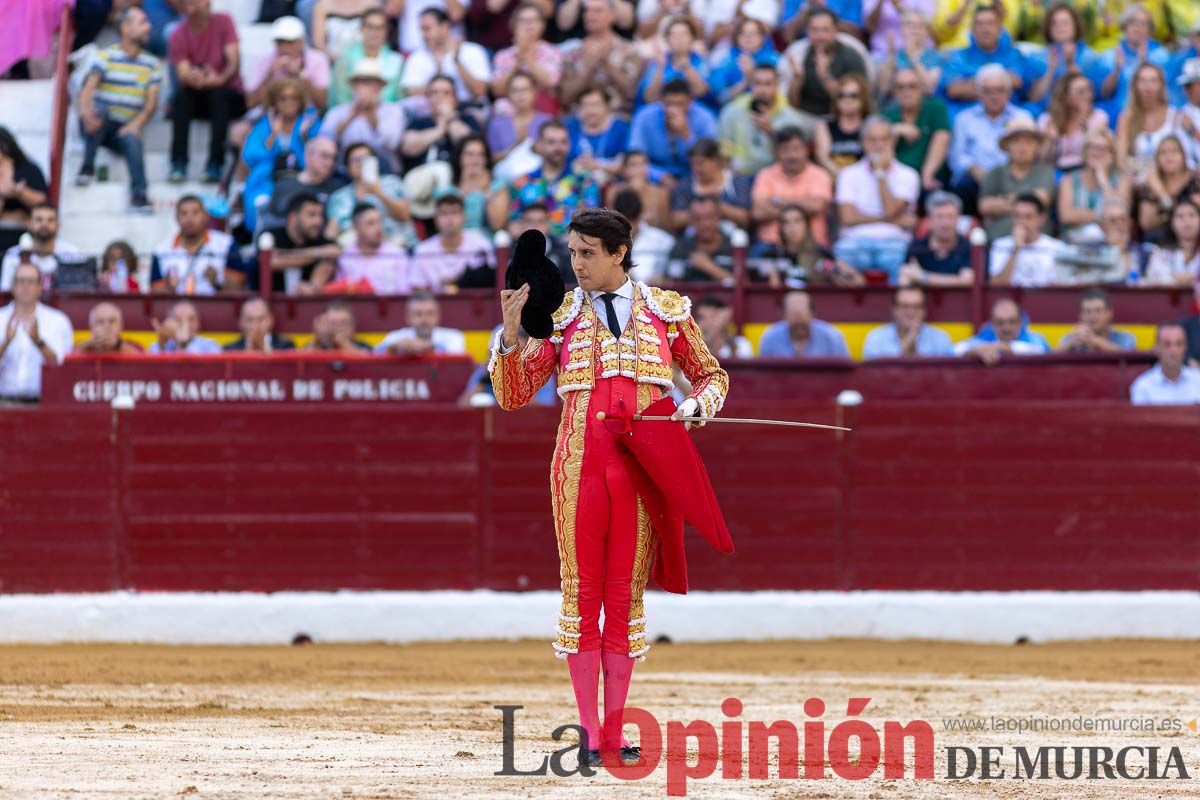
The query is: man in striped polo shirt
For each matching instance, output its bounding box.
[76,6,163,213]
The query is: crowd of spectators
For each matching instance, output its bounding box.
[3,0,1200,404]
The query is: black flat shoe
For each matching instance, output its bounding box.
[620,745,642,765]
[580,748,602,769]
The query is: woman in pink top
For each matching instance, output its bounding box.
[1038,68,1108,172]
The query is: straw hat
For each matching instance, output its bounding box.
[401,161,454,218]
[998,117,1045,151]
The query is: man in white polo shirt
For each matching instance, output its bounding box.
[0,262,74,401]
[374,292,466,355]
[834,116,920,283]
[150,195,245,294]
[989,193,1068,287]
[0,205,81,291]
[1130,322,1200,405]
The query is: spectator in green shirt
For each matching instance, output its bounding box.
[882,67,950,194]
[329,8,404,107]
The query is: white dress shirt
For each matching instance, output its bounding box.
[1130,364,1200,405]
[373,326,466,355]
[0,302,74,398]
[589,277,634,337]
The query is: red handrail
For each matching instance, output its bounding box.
[47,3,75,208]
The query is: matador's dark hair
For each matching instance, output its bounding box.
[566,208,635,272]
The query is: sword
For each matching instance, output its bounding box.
[595,411,851,432]
[635,415,851,432]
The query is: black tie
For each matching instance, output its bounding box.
[600,293,622,337]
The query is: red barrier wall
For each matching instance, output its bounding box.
[1,401,1196,594]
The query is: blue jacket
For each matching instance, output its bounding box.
[941,31,1027,116]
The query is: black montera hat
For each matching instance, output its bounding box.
[505,229,566,339]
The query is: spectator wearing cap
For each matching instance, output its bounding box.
[694,295,753,359]
[401,7,491,103]
[566,86,632,180]
[882,67,951,193]
[613,188,674,283]
[834,116,920,282]
[245,16,331,111]
[1058,287,1137,353]
[898,191,973,287]
[668,139,751,233]
[1168,24,1200,106]
[941,6,1026,117]
[636,16,712,108]
[665,196,735,283]
[717,64,807,177]
[0,261,73,401]
[948,63,1032,216]
[150,195,247,294]
[750,126,832,248]
[978,117,1055,241]
[266,193,341,294]
[400,76,482,173]
[147,301,222,354]
[167,0,245,184]
[336,205,432,294]
[225,297,296,352]
[75,6,162,213]
[1176,58,1200,167]
[329,8,404,107]
[375,293,467,355]
[491,3,561,111]
[559,0,641,110]
[76,303,143,354]
[989,193,1068,287]
[758,290,850,358]
[0,204,81,291]
[863,286,954,359]
[628,79,719,181]
[487,120,601,238]
[307,300,373,353]
[326,142,416,247]
[955,298,1050,365]
[412,194,496,289]
[318,59,406,171]
[1130,323,1200,405]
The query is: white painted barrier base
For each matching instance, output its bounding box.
[0,590,1197,645]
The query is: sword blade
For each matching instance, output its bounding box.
[634,415,852,432]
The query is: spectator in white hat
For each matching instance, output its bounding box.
[318,59,407,171]
[246,16,331,111]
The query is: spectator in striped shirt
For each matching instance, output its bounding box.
[76,6,163,214]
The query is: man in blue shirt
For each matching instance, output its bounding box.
[780,0,863,40]
[941,6,1026,116]
[1167,25,1200,106]
[863,286,954,359]
[628,79,718,180]
[948,64,1032,216]
[758,290,850,357]
[1130,323,1200,405]
[1057,287,1138,352]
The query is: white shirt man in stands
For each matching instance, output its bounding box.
[147,300,223,354]
[412,194,494,290]
[834,116,920,282]
[150,195,245,294]
[0,262,74,400]
[988,193,1068,287]
[400,7,491,102]
[1130,322,1200,405]
[0,205,81,291]
[374,292,466,355]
